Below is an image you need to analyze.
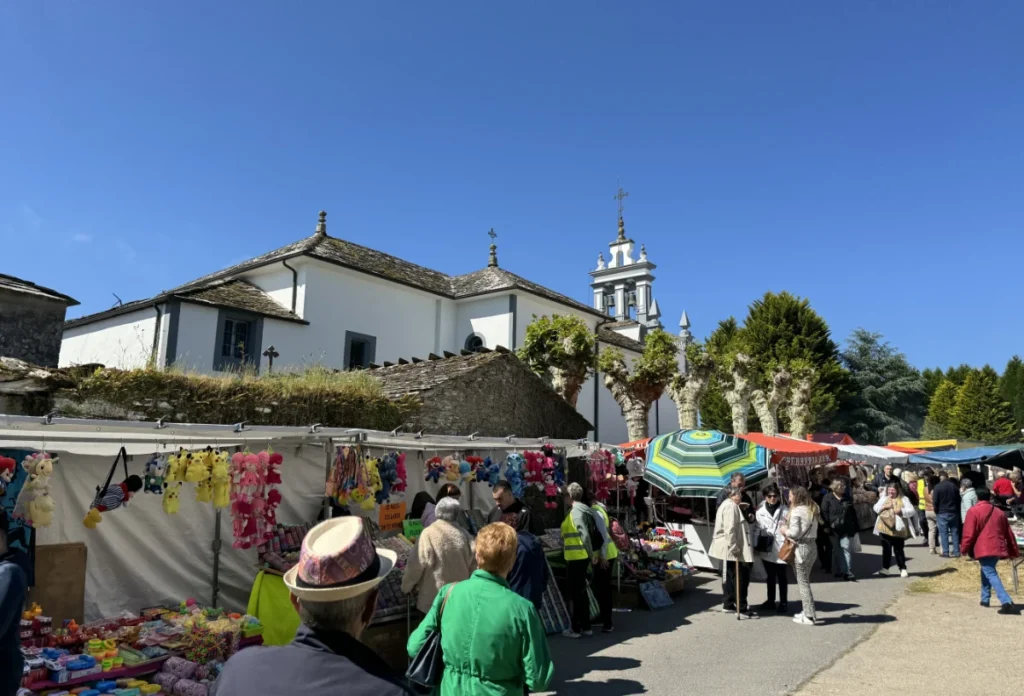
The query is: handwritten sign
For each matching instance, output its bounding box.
[378,502,407,531]
[403,519,423,541]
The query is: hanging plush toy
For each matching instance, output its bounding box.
[479,457,501,487]
[162,482,182,515]
[441,456,460,482]
[143,455,166,494]
[263,450,284,525]
[425,456,443,483]
[0,456,16,498]
[83,447,143,529]
[211,452,231,509]
[523,451,545,490]
[185,449,212,483]
[393,452,408,493]
[165,450,186,483]
[376,455,398,504]
[458,459,474,483]
[15,452,56,528]
[504,453,525,498]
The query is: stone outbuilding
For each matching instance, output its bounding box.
[371,347,592,439]
[0,274,79,367]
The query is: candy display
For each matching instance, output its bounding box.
[19,601,262,693]
[257,522,315,572]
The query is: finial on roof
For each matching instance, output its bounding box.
[613,184,629,242]
[596,252,606,270]
[616,216,626,242]
[315,210,327,237]
[679,310,690,330]
[639,244,647,261]
[488,228,498,267]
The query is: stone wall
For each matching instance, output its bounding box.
[0,290,69,367]
[409,355,592,438]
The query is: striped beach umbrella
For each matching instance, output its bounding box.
[643,429,768,497]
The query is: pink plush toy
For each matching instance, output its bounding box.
[393,452,408,493]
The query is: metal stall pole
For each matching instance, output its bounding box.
[323,439,334,520]
[212,510,222,609]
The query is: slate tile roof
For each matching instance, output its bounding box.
[68,225,605,328]
[0,273,79,305]
[597,326,644,353]
[371,351,504,399]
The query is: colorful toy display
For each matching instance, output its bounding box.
[504,453,525,498]
[142,455,166,494]
[0,454,16,497]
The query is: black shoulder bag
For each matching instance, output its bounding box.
[406,583,457,693]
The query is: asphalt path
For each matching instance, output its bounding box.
[539,532,949,696]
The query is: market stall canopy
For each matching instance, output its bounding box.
[739,433,837,467]
[832,444,908,466]
[908,444,1024,468]
[888,439,957,452]
[806,433,856,446]
[885,444,925,455]
[644,429,768,498]
[618,438,652,453]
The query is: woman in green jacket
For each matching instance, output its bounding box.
[407,522,554,695]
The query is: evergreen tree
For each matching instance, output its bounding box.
[945,364,974,386]
[921,367,945,403]
[700,318,740,432]
[831,329,925,445]
[922,380,959,439]
[1000,355,1024,432]
[948,371,1018,444]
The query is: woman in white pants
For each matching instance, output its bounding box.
[786,486,821,626]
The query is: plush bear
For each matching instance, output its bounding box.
[143,456,166,494]
[376,456,398,504]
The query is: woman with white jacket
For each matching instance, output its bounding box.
[873,482,917,578]
[401,497,476,613]
[786,486,821,625]
[755,483,790,614]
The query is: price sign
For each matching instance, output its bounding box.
[378,502,407,531]
[403,518,423,541]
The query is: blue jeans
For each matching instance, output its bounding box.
[979,557,1012,606]
[936,512,960,556]
[831,534,852,576]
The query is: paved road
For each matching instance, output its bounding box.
[540,533,948,696]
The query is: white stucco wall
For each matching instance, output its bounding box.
[513,294,602,352]
[171,303,220,372]
[60,309,159,369]
[298,260,443,368]
[453,294,513,352]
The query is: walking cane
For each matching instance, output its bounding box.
[735,558,741,620]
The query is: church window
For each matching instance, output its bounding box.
[213,311,262,372]
[464,334,485,353]
[344,331,377,369]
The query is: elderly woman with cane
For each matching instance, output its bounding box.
[710,485,756,618]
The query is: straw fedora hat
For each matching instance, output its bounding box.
[284,516,396,602]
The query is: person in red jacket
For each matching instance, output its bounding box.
[961,488,1020,615]
[991,471,1015,499]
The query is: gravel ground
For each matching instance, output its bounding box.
[796,591,1024,695]
[539,533,948,696]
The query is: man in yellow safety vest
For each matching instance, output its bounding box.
[591,496,618,633]
[561,482,598,638]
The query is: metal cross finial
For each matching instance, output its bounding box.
[613,185,629,218]
[488,228,497,241]
[263,345,280,372]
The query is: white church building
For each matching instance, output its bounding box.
[60,211,686,445]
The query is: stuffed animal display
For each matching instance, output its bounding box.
[162,482,182,515]
[15,452,57,528]
[504,453,525,498]
[230,449,284,549]
[425,456,444,483]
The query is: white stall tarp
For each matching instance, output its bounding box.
[833,443,908,466]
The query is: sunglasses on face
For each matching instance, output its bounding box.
[766,494,779,499]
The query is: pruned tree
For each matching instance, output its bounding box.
[787,360,816,440]
[668,342,714,430]
[722,352,754,434]
[751,363,792,437]
[517,314,596,407]
[598,329,678,441]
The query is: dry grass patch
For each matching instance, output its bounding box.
[909,556,1020,596]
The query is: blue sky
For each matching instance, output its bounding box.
[2,2,1022,372]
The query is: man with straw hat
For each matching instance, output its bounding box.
[213,517,415,696]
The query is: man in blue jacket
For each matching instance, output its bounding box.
[1,509,28,696]
[507,513,549,611]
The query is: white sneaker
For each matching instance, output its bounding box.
[792,611,804,621]
[562,630,581,639]
[793,614,817,626]
[900,569,909,578]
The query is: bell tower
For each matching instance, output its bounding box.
[588,187,661,330]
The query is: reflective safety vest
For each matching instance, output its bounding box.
[561,513,588,561]
[917,479,926,511]
[595,505,618,561]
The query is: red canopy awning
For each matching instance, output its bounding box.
[884,444,926,455]
[617,438,652,453]
[737,433,838,467]
[806,433,857,446]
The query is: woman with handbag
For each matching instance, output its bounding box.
[783,486,821,626]
[873,483,916,578]
[754,483,790,614]
[406,522,553,695]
